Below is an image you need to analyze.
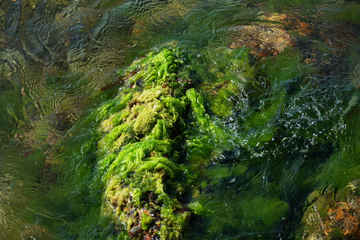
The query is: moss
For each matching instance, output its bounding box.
[100,109,130,133]
[147,120,170,140]
[94,47,251,239]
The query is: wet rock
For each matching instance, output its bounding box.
[300,180,360,239]
[98,48,194,240]
[228,13,322,59]
[256,13,359,77]
[229,24,295,58]
[263,13,313,36]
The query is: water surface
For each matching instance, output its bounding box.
[1,0,360,239]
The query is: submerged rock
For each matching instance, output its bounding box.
[229,24,295,58]
[300,181,360,239]
[228,13,314,58]
[263,13,313,37]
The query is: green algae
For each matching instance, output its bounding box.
[46,34,360,240]
[140,212,154,231]
[197,46,254,117]
[186,88,232,144]
[185,87,238,170]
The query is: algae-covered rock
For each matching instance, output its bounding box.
[94,47,198,240]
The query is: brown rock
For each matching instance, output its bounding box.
[264,13,313,36]
[229,24,295,58]
[301,181,360,239]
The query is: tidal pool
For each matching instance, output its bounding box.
[1,0,360,239]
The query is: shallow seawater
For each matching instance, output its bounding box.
[1,0,360,239]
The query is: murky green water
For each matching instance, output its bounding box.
[1,0,360,239]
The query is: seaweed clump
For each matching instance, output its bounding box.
[96,47,196,239]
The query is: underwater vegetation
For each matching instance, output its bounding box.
[52,44,262,239]
[47,33,360,239]
[3,0,360,239]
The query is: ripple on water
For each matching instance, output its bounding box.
[1,0,360,239]
[0,143,57,240]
